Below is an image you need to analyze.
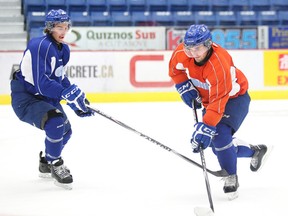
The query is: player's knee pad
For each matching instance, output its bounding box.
[44,110,65,140]
[212,123,233,152]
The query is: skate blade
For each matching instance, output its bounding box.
[54,180,73,190]
[194,207,214,216]
[226,191,239,201]
[39,173,52,179]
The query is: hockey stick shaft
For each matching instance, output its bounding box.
[88,106,228,177]
[192,105,214,212]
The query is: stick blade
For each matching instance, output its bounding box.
[194,207,214,216]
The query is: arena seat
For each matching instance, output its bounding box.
[70,12,91,26]
[127,0,147,12]
[87,0,108,12]
[173,11,195,27]
[23,0,46,16]
[90,11,112,26]
[107,0,128,12]
[26,11,46,31]
[151,11,174,26]
[29,27,44,39]
[216,11,238,26]
[132,11,152,26]
[46,0,67,12]
[271,0,288,11]
[146,0,168,12]
[237,11,258,26]
[229,0,250,11]
[258,11,279,26]
[189,0,212,12]
[211,0,230,12]
[111,11,133,26]
[167,0,189,12]
[195,11,217,26]
[279,11,288,25]
[66,0,87,13]
[250,0,272,11]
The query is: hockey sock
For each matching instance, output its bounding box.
[215,145,237,175]
[62,128,72,150]
[235,146,254,157]
[233,138,254,157]
[213,123,237,175]
[44,116,65,162]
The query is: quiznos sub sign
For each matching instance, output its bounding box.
[64,27,166,50]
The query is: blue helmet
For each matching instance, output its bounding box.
[45,9,71,31]
[184,24,212,47]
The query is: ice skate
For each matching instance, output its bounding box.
[250,144,270,172]
[39,151,51,178]
[223,174,239,200]
[51,158,73,190]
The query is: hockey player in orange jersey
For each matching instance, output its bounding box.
[169,24,270,200]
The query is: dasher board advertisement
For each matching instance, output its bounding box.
[65,27,166,51]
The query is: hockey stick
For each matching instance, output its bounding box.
[88,106,228,177]
[192,104,214,213]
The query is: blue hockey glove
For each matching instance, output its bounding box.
[191,122,216,153]
[61,84,88,112]
[74,107,95,117]
[175,80,201,108]
[74,99,95,117]
[193,101,202,110]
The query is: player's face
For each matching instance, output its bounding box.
[184,44,209,62]
[51,22,69,43]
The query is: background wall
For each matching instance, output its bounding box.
[1,49,288,105]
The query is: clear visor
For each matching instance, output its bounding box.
[46,21,71,32]
[183,43,209,58]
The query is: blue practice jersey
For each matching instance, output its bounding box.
[16,34,71,105]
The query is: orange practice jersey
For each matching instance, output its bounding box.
[169,43,249,127]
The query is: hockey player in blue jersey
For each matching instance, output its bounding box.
[10,9,94,189]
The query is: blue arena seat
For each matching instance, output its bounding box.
[211,0,230,12]
[23,0,46,15]
[229,0,250,11]
[70,12,91,26]
[127,0,147,12]
[66,0,87,13]
[189,0,212,12]
[107,0,128,12]
[279,11,288,25]
[271,0,288,11]
[250,0,272,11]
[111,11,133,26]
[46,0,67,12]
[167,0,189,12]
[216,11,237,26]
[26,12,46,31]
[131,11,153,26]
[90,11,112,26]
[237,11,258,26]
[87,0,108,12]
[258,11,279,26]
[151,11,174,26]
[147,0,168,12]
[173,11,195,27]
[195,11,217,26]
[29,27,44,40]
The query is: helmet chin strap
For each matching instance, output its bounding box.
[204,39,213,49]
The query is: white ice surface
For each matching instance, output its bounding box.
[0,100,287,216]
